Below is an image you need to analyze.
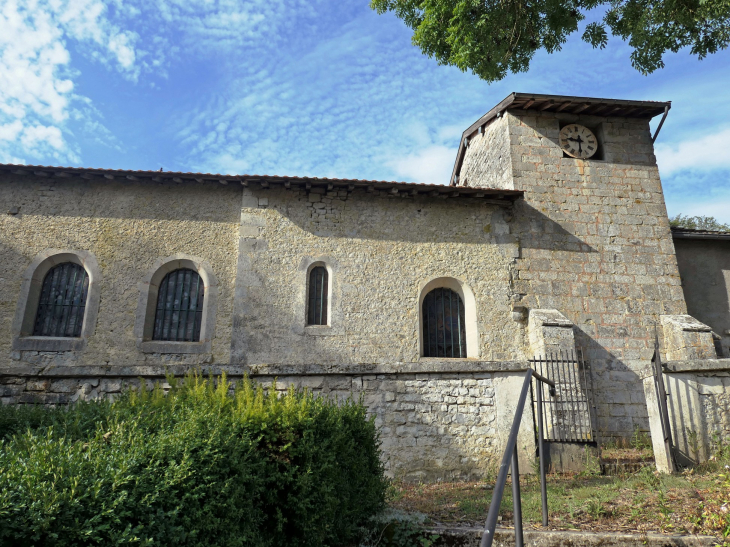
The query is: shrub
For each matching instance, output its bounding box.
[0,374,386,547]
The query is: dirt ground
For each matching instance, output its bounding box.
[387,449,730,544]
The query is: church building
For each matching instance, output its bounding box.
[2,93,728,480]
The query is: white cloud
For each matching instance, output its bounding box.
[0,0,143,164]
[389,145,456,185]
[656,127,730,176]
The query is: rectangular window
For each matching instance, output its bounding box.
[307,266,328,326]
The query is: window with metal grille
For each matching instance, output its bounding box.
[422,288,467,358]
[33,262,89,338]
[307,266,328,325]
[153,268,204,342]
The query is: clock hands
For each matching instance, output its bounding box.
[567,135,584,154]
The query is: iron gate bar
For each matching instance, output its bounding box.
[582,348,596,442]
[569,350,585,440]
[529,351,595,443]
[652,333,676,471]
[567,351,581,439]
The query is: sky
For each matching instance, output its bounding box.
[1,0,729,222]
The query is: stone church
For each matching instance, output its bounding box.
[1,93,729,480]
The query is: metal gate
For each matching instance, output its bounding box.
[651,335,676,470]
[530,350,597,442]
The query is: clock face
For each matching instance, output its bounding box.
[559,124,598,159]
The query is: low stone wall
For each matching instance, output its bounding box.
[643,359,730,470]
[0,361,536,482]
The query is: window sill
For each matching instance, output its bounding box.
[138,340,212,354]
[419,356,477,361]
[13,336,85,352]
[303,325,342,336]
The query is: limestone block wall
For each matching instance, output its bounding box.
[673,237,730,357]
[0,363,536,481]
[643,360,730,468]
[231,185,525,365]
[0,174,241,369]
[460,109,687,441]
[527,308,576,356]
[459,115,514,190]
[660,315,717,361]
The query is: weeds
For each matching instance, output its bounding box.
[361,510,440,547]
[580,446,602,476]
[586,495,608,519]
[631,427,653,451]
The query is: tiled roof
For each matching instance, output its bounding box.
[670,226,730,240]
[0,163,523,202]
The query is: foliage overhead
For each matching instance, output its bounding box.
[370,0,730,82]
[669,214,730,231]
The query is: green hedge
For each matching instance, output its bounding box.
[0,374,386,547]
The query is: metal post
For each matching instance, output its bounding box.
[537,381,548,526]
[481,370,555,547]
[481,370,533,547]
[511,445,524,547]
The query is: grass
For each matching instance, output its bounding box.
[387,448,730,543]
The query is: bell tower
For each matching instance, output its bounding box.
[452,93,688,442]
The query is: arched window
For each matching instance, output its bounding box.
[33,262,89,338]
[422,287,467,358]
[307,266,328,325]
[153,268,204,342]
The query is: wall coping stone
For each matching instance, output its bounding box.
[0,360,530,379]
[638,358,730,379]
[660,314,712,333]
[663,358,730,373]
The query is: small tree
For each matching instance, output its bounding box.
[669,214,730,231]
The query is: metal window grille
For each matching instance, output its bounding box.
[153,268,204,342]
[422,287,467,358]
[307,266,328,325]
[33,262,89,338]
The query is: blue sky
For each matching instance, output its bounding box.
[1,0,729,222]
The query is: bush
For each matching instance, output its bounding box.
[0,374,386,547]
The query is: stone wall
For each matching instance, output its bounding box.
[660,315,717,361]
[0,172,542,480]
[0,175,241,369]
[460,108,686,442]
[0,362,536,481]
[232,185,524,365]
[673,237,730,357]
[643,359,730,470]
[459,115,514,190]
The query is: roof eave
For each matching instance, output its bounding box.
[0,163,524,203]
[671,230,730,241]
